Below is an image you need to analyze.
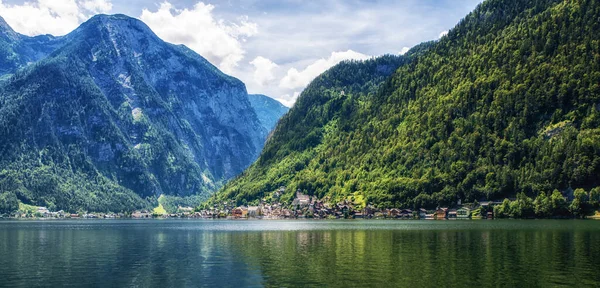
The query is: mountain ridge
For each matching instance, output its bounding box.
[0,14,270,212]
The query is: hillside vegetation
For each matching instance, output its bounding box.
[214,0,600,209]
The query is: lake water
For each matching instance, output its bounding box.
[0,220,599,287]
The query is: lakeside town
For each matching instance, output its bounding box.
[5,187,600,220]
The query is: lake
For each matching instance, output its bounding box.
[0,220,599,287]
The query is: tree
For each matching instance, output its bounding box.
[534,192,551,218]
[510,193,534,218]
[549,190,568,217]
[0,192,19,215]
[590,187,600,210]
[494,199,512,218]
[569,188,590,219]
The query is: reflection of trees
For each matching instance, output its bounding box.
[229,222,600,287]
[0,221,599,287]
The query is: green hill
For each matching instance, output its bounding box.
[213,0,600,209]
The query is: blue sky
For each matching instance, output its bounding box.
[0,0,482,106]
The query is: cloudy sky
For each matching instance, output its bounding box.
[0,0,482,106]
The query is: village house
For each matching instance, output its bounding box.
[292,190,311,208]
[283,209,292,218]
[448,209,458,219]
[434,208,448,220]
[400,209,413,219]
[353,212,364,219]
[363,205,376,218]
[319,208,330,218]
[132,211,151,218]
[248,206,261,218]
[308,202,315,213]
[232,206,248,218]
[457,207,471,219]
[419,208,428,219]
[314,200,324,210]
[261,205,272,216]
[271,208,282,218]
[178,206,194,213]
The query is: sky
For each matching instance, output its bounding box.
[0,0,482,106]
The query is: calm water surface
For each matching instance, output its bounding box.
[0,219,599,287]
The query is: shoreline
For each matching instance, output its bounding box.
[1,217,598,221]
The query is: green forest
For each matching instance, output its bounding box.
[214,0,600,211]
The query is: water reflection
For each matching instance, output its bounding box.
[0,220,598,287]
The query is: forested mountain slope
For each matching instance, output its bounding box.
[0,15,267,212]
[214,0,600,209]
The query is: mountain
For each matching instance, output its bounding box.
[0,16,66,78]
[247,94,289,132]
[214,0,600,209]
[0,14,268,212]
[214,54,410,204]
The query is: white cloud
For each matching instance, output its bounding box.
[279,50,370,90]
[0,0,113,36]
[0,0,481,109]
[80,0,112,14]
[140,2,257,73]
[249,56,278,87]
[399,46,410,55]
[278,91,300,107]
[438,30,448,38]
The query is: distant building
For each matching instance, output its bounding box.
[448,209,458,219]
[457,207,471,219]
[232,207,248,218]
[132,211,151,218]
[248,206,261,217]
[178,206,194,213]
[419,209,427,219]
[292,190,310,208]
[434,208,448,220]
[400,209,413,219]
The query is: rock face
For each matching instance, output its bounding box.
[248,94,289,132]
[0,14,267,211]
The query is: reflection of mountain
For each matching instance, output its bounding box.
[0,222,263,286]
[0,221,599,286]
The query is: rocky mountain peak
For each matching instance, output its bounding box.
[0,15,20,41]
